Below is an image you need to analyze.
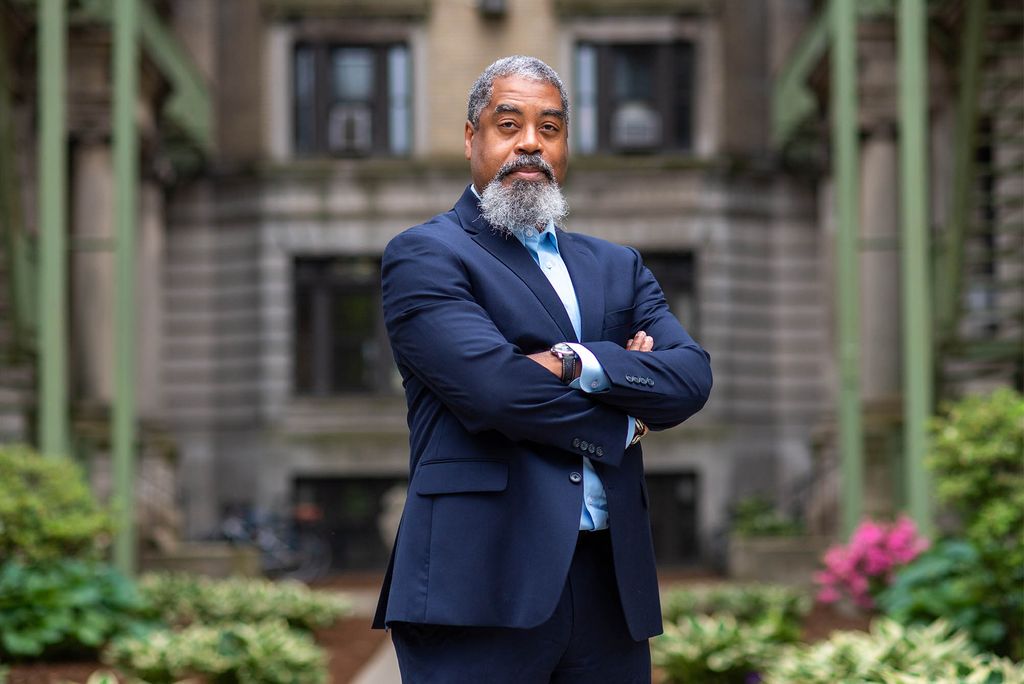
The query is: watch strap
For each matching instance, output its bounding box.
[560,352,576,384]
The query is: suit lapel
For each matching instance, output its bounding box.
[558,231,605,343]
[454,187,579,343]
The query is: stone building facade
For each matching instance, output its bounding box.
[2,0,832,570]
[160,0,826,569]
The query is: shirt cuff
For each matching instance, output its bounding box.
[566,343,611,393]
[625,416,636,448]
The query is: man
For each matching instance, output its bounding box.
[373,55,712,682]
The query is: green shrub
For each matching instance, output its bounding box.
[0,444,111,562]
[661,584,810,642]
[926,388,1024,659]
[139,573,351,631]
[730,496,803,537]
[653,613,780,684]
[762,618,1024,684]
[877,539,1009,656]
[105,619,327,684]
[0,560,152,659]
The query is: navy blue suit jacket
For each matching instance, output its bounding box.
[373,186,712,641]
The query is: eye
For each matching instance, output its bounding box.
[498,120,517,129]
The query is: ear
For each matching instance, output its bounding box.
[464,121,475,161]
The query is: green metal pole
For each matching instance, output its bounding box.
[897,0,933,536]
[831,0,864,538]
[37,0,69,457]
[112,0,138,575]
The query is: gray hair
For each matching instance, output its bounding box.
[467,55,570,130]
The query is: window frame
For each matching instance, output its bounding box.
[292,255,397,397]
[574,39,695,155]
[292,41,411,158]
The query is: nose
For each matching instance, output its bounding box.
[515,125,541,156]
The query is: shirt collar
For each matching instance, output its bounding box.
[469,183,558,251]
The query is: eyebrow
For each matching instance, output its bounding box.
[493,104,522,116]
[491,104,566,121]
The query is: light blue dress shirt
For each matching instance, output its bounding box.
[472,186,635,530]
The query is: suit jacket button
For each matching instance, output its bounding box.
[580,440,589,450]
[641,377,650,386]
[572,438,581,448]
[588,444,596,454]
[569,472,583,484]
[648,377,654,386]
[596,446,604,456]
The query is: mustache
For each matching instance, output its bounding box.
[495,154,556,182]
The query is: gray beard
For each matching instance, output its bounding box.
[479,178,569,239]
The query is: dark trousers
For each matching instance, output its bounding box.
[390,530,652,684]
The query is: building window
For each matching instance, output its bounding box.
[574,41,694,154]
[644,252,698,334]
[646,473,700,565]
[293,43,411,157]
[293,256,398,396]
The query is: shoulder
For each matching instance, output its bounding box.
[385,209,467,259]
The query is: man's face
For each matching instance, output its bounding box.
[465,75,569,192]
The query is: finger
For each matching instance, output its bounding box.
[641,335,654,352]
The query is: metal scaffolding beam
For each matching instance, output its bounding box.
[37,0,69,458]
[831,0,864,537]
[897,0,933,536]
[112,0,138,575]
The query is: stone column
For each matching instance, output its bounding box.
[71,142,116,404]
[859,126,902,402]
[137,181,164,417]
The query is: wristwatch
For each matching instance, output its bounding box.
[549,343,578,384]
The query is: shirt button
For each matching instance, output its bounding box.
[545,261,553,269]
[525,229,534,237]
[587,497,593,504]
[590,380,599,389]
[569,472,583,484]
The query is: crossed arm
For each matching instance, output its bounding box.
[382,230,711,466]
[526,330,655,379]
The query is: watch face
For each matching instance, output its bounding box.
[551,343,574,357]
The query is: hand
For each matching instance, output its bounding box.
[626,331,654,352]
[527,351,563,378]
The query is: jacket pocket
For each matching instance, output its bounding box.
[414,460,509,496]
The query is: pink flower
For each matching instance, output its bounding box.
[817,586,841,604]
[863,547,890,575]
[851,521,885,548]
[813,516,930,611]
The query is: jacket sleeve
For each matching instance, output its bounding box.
[582,247,713,431]
[382,228,631,467]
